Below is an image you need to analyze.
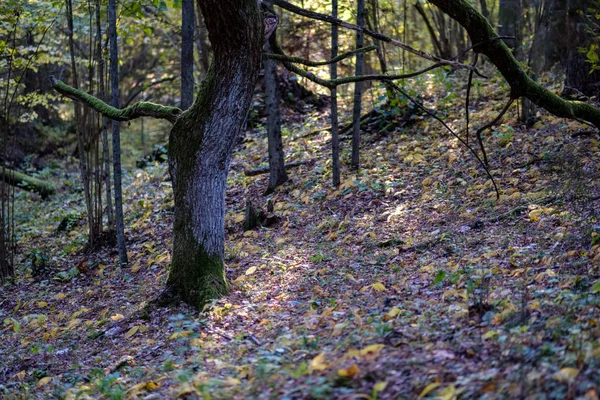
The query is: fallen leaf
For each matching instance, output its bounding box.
[125,325,139,339]
[111,314,124,321]
[552,367,579,382]
[37,377,52,387]
[418,382,441,399]
[245,266,257,275]
[310,352,328,371]
[338,363,360,378]
[372,282,386,292]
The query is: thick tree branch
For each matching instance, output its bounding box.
[269,36,446,89]
[272,0,478,73]
[428,0,600,128]
[264,45,377,66]
[50,77,182,124]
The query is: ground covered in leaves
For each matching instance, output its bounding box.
[1,71,600,399]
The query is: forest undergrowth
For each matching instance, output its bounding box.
[1,71,600,399]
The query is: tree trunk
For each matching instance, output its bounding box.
[264,44,289,194]
[331,0,340,186]
[95,0,115,233]
[498,0,522,53]
[563,0,600,98]
[166,0,263,308]
[109,0,128,266]
[351,0,365,170]
[181,0,195,109]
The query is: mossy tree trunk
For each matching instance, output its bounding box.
[165,0,263,308]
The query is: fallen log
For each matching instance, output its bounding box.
[244,160,312,177]
[1,168,56,198]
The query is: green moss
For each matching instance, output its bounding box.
[167,245,228,309]
[52,78,182,123]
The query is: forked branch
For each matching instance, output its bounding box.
[51,77,182,124]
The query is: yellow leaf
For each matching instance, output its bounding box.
[387,307,401,317]
[245,266,257,275]
[553,367,579,382]
[243,230,258,238]
[66,318,81,330]
[54,293,66,300]
[360,344,384,358]
[111,314,124,321]
[372,282,386,292]
[338,363,360,378]
[438,384,456,400]
[418,382,441,399]
[234,214,245,223]
[528,209,543,221]
[422,177,433,186]
[37,377,52,387]
[16,371,25,381]
[482,330,497,339]
[310,352,328,371]
[37,301,48,308]
[346,273,357,282]
[232,275,246,285]
[275,238,286,245]
[131,263,141,273]
[373,381,387,394]
[125,325,139,339]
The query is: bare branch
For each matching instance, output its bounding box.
[264,45,377,66]
[51,77,182,124]
[388,81,500,199]
[269,36,447,89]
[272,0,480,73]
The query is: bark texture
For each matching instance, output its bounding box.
[109,0,128,267]
[264,44,289,194]
[351,0,365,169]
[166,0,263,308]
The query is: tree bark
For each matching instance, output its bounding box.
[165,0,263,308]
[108,0,128,266]
[181,0,195,109]
[264,43,289,194]
[351,0,365,170]
[331,0,340,186]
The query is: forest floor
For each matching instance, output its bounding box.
[1,71,600,399]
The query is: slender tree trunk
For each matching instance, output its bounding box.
[66,0,95,247]
[166,0,263,308]
[108,0,128,266]
[331,0,340,186]
[95,0,114,233]
[563,0,600,98]
[351,0,365,170]
[264,44,289,194]
[181,0,195,109]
